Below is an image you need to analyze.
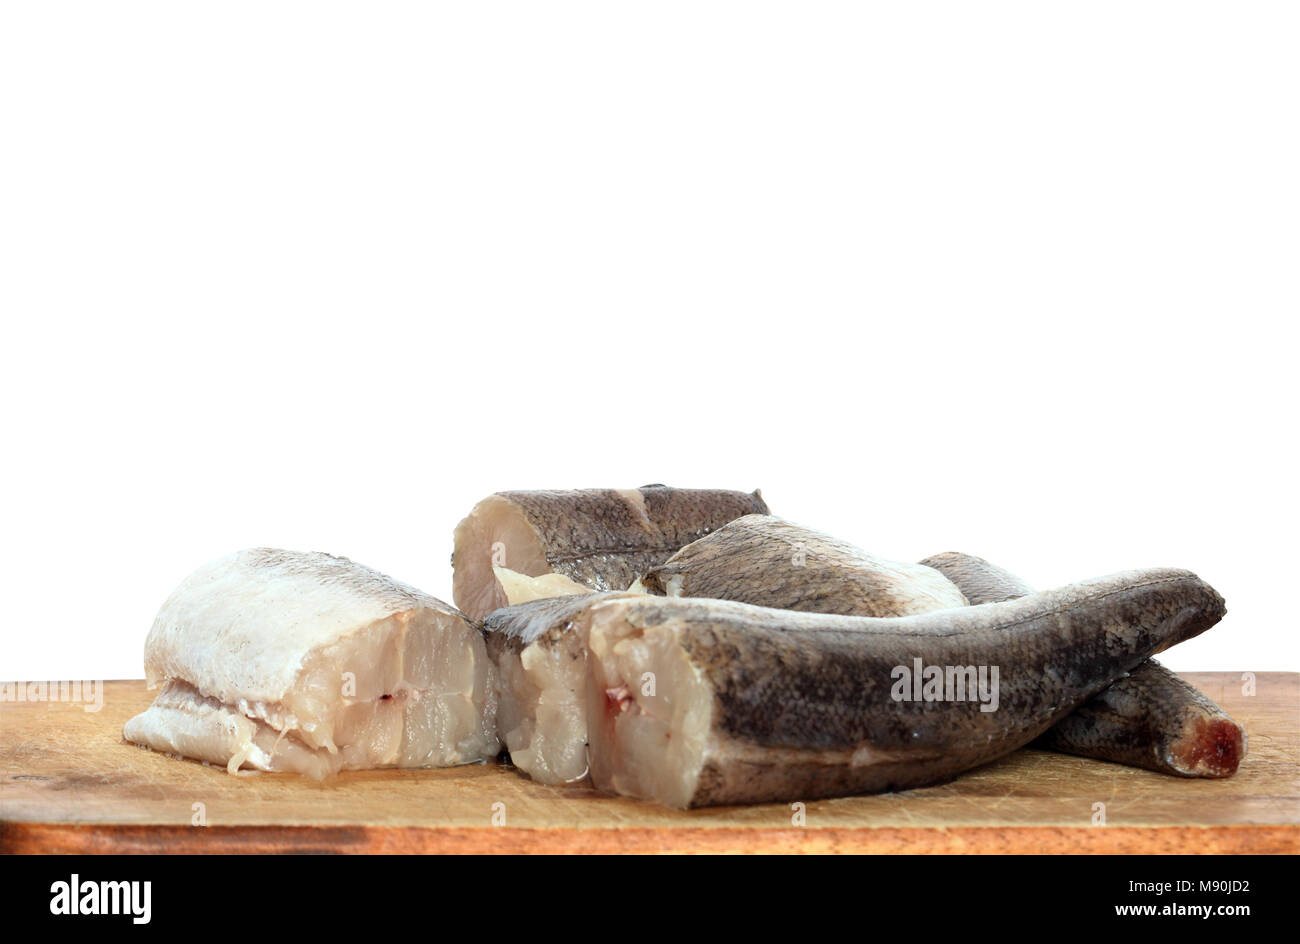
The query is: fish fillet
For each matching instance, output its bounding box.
[583,569,1226,807]
[122,548,498,776]
[451,485,769,620]
[639,515,968,615]
[484,592,637,784]
[921,551,1246,777]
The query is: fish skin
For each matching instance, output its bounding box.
[916,551,1034,605]
[584,568,1227,807]
[920,551,1246,778]
[453,486,769,619]
[1033,659,1247,777]
[639,515,967,615]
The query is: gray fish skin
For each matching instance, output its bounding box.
[639,515,968,615]
[917,551,1035,605]
[1033,657,1246,777]
[452,486,769,620]
[583,568,1226,808]
[920,551,1246,778]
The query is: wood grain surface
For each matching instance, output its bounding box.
[1,673,1296,854]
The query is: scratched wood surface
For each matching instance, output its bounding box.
[1,673,1296,853]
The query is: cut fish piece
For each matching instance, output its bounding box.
[484,592,636,784]
[452,485,769,620]
[921,551,1247,778]
[639,515,968,615]
[583,569,1226,808]
[122,548,498,776]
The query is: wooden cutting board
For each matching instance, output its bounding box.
[1,673,1296,854]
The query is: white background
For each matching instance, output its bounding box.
[1,2,1295,680]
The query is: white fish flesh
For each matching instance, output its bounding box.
[484,592,636,784]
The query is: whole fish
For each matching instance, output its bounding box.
[921,551,1246,778]
[123,549,498,777]
[583,569,1226,807]
[452,486,769,620]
